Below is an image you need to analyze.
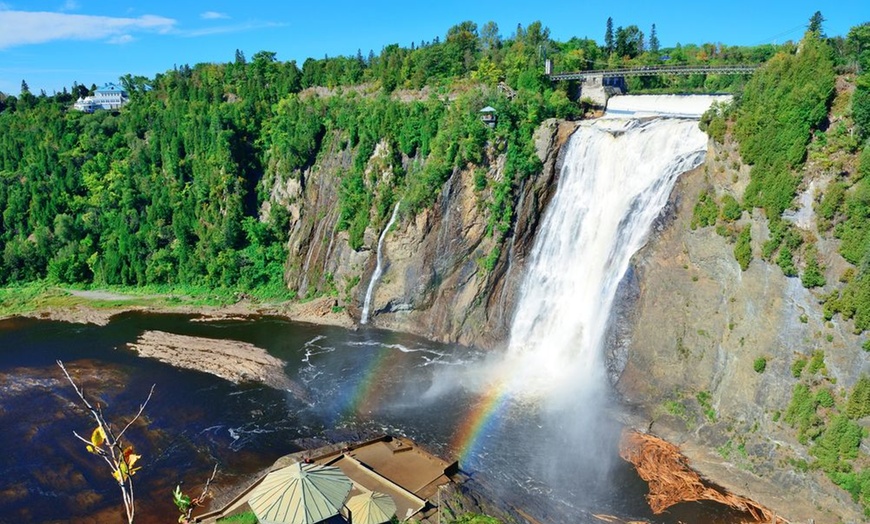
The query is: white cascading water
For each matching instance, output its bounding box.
[361,202,401,325]
[505,110,711,398]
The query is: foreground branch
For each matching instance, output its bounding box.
[58,360,154,524]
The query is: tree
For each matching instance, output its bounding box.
[808,11,825,36]
[853,76,870,140]
[801,246,826,288]
[20,79,29,94]
[58,360,153,524]
[480,21,501,56]
[615,25,644,59]
[847,23,870,73]
[604,17,614,54]
[649,24,660,53]
[234,48,246,65]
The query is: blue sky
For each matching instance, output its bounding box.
[0,1,866,95]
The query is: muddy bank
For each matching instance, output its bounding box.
[12,293,354,329]
[127,331,308,400]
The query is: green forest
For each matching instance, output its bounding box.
[0,19,773,299]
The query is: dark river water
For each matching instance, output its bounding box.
[0,313,749,524]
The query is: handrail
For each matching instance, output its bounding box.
[550,64,759,81]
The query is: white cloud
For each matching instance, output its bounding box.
[60,0,80,11]
[200,11,230,20]
[0,10,176,49]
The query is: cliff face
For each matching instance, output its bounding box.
[268,120,577,348]
[613,133,870,523]
[270,114,869,521]
[368,120,578,346]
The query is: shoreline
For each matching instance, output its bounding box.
[0,286,356,329]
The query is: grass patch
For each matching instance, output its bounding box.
[0,281,297,319]
[218,511,259,523]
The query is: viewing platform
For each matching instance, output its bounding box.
[195,435,458,523]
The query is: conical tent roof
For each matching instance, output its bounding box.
[249,462,353,524]
[346,491,397,524]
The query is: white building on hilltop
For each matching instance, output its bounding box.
[73,83,129,112]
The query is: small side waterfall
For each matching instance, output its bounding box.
[360,203,401,325]
[505,116,710,398]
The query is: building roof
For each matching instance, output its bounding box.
[194,435,457,524]
[95,83,127,94]
[479,106,497,113]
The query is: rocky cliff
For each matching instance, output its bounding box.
[268,119,578,348]
[614,132,870,523]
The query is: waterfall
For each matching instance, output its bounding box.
[361,203,401,325]
[505,116,709,398]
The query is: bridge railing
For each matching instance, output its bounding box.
[549,64,759,82]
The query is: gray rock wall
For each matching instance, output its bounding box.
[614,134,869,523]
[271,120,576,348]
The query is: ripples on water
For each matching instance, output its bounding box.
[0,314,749,523]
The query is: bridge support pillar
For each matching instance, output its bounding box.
[578,74,622,107]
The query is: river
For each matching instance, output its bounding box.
[0,313,749,523]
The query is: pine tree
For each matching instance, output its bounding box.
[20,79,29,94]
[649,24,660,53]
[808,11,825,36]
[846,376,870,419]
[605,17,614,54]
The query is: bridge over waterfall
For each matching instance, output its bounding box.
[545,62,759,107]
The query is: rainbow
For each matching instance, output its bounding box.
[338,341,513,468]
[450,378,510,467]
[343,343,395,418]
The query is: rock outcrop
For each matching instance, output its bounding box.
[613,134,870,523]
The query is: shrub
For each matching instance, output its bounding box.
[792,358,808,378]
[860,143,870,180]
[817,181,847,229]
[815,389,835,408]
[753,357,767,373]
[854,78,870,140]
[734,226,752,270]
[802,247,826,288]
[811,414,863,473]
[696,390,716,421]
[846,376,870,419]
[808,350,827,375]
[691,191,719,229]
[720,194,743,221]
[784,383,822,444]
[777,245,797,277]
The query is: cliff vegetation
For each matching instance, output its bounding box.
[0,19,777,308]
